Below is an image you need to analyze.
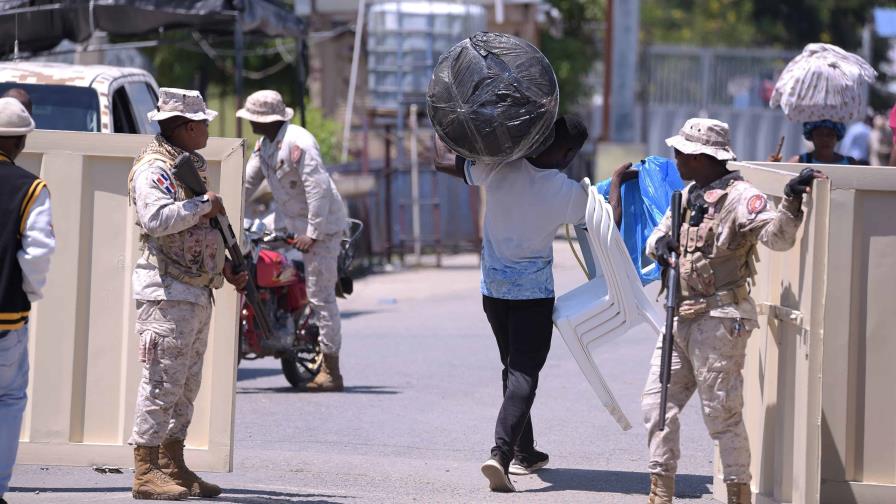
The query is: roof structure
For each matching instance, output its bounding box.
[0,61,148,87]
[0,0,306,56]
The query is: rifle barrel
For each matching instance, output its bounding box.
[659,190,683,431]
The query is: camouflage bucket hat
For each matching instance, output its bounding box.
[236,90,294,123]
[147,87,218,122]
[665,118,737,161]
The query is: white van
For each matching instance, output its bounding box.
[0,61,160,134]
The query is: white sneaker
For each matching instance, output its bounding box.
[480,458,516,492]
[508,449,549,475]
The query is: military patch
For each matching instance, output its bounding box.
[290,144,303,165]
[747,194,767,214]
[154,172,176,196]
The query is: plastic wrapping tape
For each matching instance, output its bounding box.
[426,32,559,164]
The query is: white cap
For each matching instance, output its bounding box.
[0,97,35,136]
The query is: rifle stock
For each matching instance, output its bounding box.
[170,154,274,341]
[659,190,683,431]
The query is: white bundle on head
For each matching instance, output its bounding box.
[770,43,877,123]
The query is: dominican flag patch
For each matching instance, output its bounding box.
[154,172,176,196]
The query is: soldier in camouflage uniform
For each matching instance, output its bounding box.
[237,90,348,392]
[128,88,247,501]
[642,118,826,504]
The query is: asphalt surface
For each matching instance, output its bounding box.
[8,243,717,503]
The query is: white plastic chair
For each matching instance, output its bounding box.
[553,184,664,430]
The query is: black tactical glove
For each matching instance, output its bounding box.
[785,167,824,198]
[654,234,679,268]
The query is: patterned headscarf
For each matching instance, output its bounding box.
[802,119,846,141]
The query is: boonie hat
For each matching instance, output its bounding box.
[0,97,35,136]
[236,90,294,123]
[665,118,737,161]
[147,88,218,122]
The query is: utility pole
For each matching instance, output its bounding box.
[608,0,639,142]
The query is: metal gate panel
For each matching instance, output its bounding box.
[15,131,244,472]
[721,161,896,503]
[712,162,829,504]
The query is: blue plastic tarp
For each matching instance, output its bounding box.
[596,156,685,284]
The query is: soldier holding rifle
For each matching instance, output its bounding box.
[127,88,247,500]
[642,118,825,504]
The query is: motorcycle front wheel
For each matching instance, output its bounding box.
[281,344,322,387]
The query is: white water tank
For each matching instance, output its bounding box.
[366,1,487,111]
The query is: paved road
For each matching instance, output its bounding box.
[8,243,717,503]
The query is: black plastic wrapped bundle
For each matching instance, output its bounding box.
[426,32,559,163]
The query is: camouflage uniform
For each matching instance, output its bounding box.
[128,134,224,446]
[243,103,347,355]
[642,171,804,483]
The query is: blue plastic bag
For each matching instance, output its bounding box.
[596,156,685,284]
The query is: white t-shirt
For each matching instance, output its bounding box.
[465,158,588,300]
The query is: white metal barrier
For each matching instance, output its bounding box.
[16,131,245,472]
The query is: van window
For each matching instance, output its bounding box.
[125,82,160,134]
[112,87,138,134]
[0,83,99,132]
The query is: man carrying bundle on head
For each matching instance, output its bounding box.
[435,115,589,492]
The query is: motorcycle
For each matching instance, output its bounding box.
[238,218,364,387]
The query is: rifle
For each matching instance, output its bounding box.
[170,153,274,341]
[659,190,683,431]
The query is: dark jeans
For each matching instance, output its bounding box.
[482,295,555,466]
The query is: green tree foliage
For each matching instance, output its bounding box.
[641,0,756,46]
[642,0,891,51]
[540,0,605,113]
[303,101,342,165]
[144,33,305,104]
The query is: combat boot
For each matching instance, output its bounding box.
[303,353,344,392]
[648,474,674,504]
[159,439,222,498]
[726,482,751,504]
[132,445,189,500]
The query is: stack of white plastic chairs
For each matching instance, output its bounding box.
[553,183,664,431]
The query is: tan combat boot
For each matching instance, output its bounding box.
[303,353,344,392]
[159,439,222,498]
[726,482,751,504]
[132,445,189,500]
[648,474,674,504]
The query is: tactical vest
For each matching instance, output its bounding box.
[128,152,225,290]
[676,181,755,317]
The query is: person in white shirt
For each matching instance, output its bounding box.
[0,96,54,504]
[435,115,589,492]
[238,90,349,392]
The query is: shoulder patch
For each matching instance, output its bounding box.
[747,193,767,214]
[153,171,177,196]
[290,144,303,165]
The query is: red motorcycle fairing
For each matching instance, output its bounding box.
[256,249,299,287]
[286,281,307,312]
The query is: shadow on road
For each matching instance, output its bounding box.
[532,469,712,498]
[221,487,352,503]
[237,367,284,381]
[9,486,351,504]
[340,309,375,320]
[237,385,401,395]
[10,486,130,493]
